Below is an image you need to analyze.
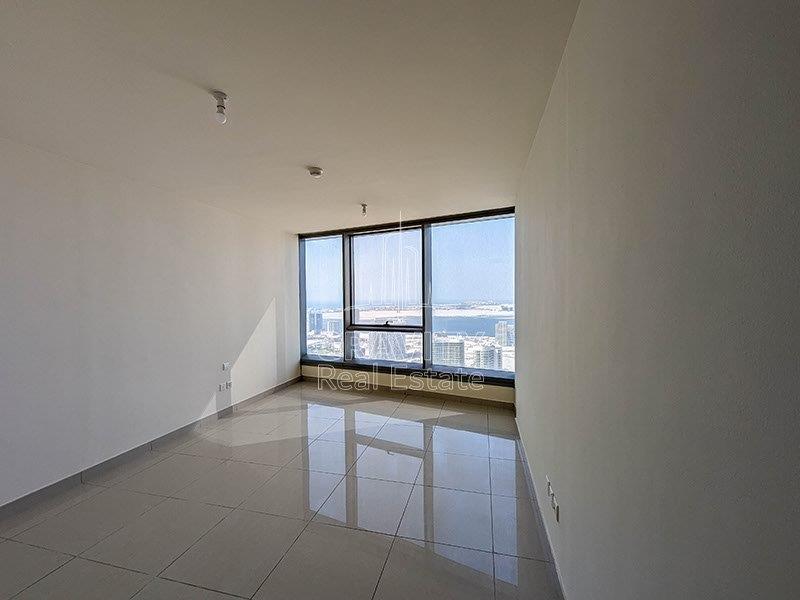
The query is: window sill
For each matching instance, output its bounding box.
[300,356,515,388]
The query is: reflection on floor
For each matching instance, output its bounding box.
[0,382,561,599]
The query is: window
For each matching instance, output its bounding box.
[300,209,514,380]
[302,236,343,359]
[347,331,423,364]
[431,216,514,372]
[351,229,422,326]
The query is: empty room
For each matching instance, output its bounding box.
[0,1,796,599]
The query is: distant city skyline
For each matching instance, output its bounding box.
[304,216,514,308]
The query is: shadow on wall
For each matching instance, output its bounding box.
[212,297,280,415]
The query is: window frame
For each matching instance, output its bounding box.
[299,207,515,386]
[347,226,424,332]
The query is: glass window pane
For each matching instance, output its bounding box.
[347,331,423,365]
[431,216,515,373]
[303,236,343,359]
[351,229,422,326]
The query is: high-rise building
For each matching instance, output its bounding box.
[495,321,515,346]
[433,338,465,367]
[326,317,343,335]
[308,310,324,333]
[474,345,503,370]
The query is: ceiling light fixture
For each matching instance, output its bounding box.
[308,166,323,178]
[212,90,228,124]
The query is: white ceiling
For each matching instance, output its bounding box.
[0,0,577,232]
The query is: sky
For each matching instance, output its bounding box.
[304,216,514,308]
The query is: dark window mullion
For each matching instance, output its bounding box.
[342,234,353,361]
[346,325,423,334]
[299,238,307,357]
[422,224,433,370]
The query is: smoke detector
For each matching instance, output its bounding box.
[308,166,323,178]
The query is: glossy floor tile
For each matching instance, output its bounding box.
[151,427,212,453]
[286,438,365,474]
[253,522,392,599]
[83,450,170,486]
[350,444,424,484]
[229,434,311,467]
[173,460,280,507]
[488,410,518,436]
[162,509,305,598]
[316,419,383,444]
[417,452,491,494]
[269,416,340,440]
[489,458,531,498]
[0,539,70,599]
[241,467,342,520]
[398,485,493,551]
[216,411,296,434]
[489,434,526,461]
[374,538,494,600]
[132,578,238,599]
[13,558,149,600]
[429,426,490,457]
[82,498,229,574]
[494,554,561,600]
[371,422,434,452]
[438,400,489,432]
[1,384,561,599]
[389,397,443,424]
[0,483,104,538]
[314,476,413,535]
[116,453,224,496]
[492,495,548,560]
[14,488,163,555]
[178,429,274,461]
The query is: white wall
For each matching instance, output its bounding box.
[0,138,300,506]
[515,1,799,599]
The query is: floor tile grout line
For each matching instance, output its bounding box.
[247,517,313,599]
[7,555,78,600]
[247,466,348,600]
[489,440,498,599]
[152,396,349,595]
[369,451,421,600]
[156,574,251,599]
[74,493,171,558]
[9,515,552,578]
[369,535,397,600]
[10,489,169,561]
[154,508,234,580]
[78,555,153,576]
[150,452,317,585]
[0,483,107,540]
[4,538,79,557]
[83,448,174,488]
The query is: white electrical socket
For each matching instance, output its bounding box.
[225,381,232,389]
[218,383,226,392]
[222,362,231,371]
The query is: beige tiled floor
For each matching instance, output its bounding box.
[0,383,561,599]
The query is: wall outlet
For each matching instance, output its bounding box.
[225,380,232,389]
[222,362,231,371]
[218,383,226,392]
